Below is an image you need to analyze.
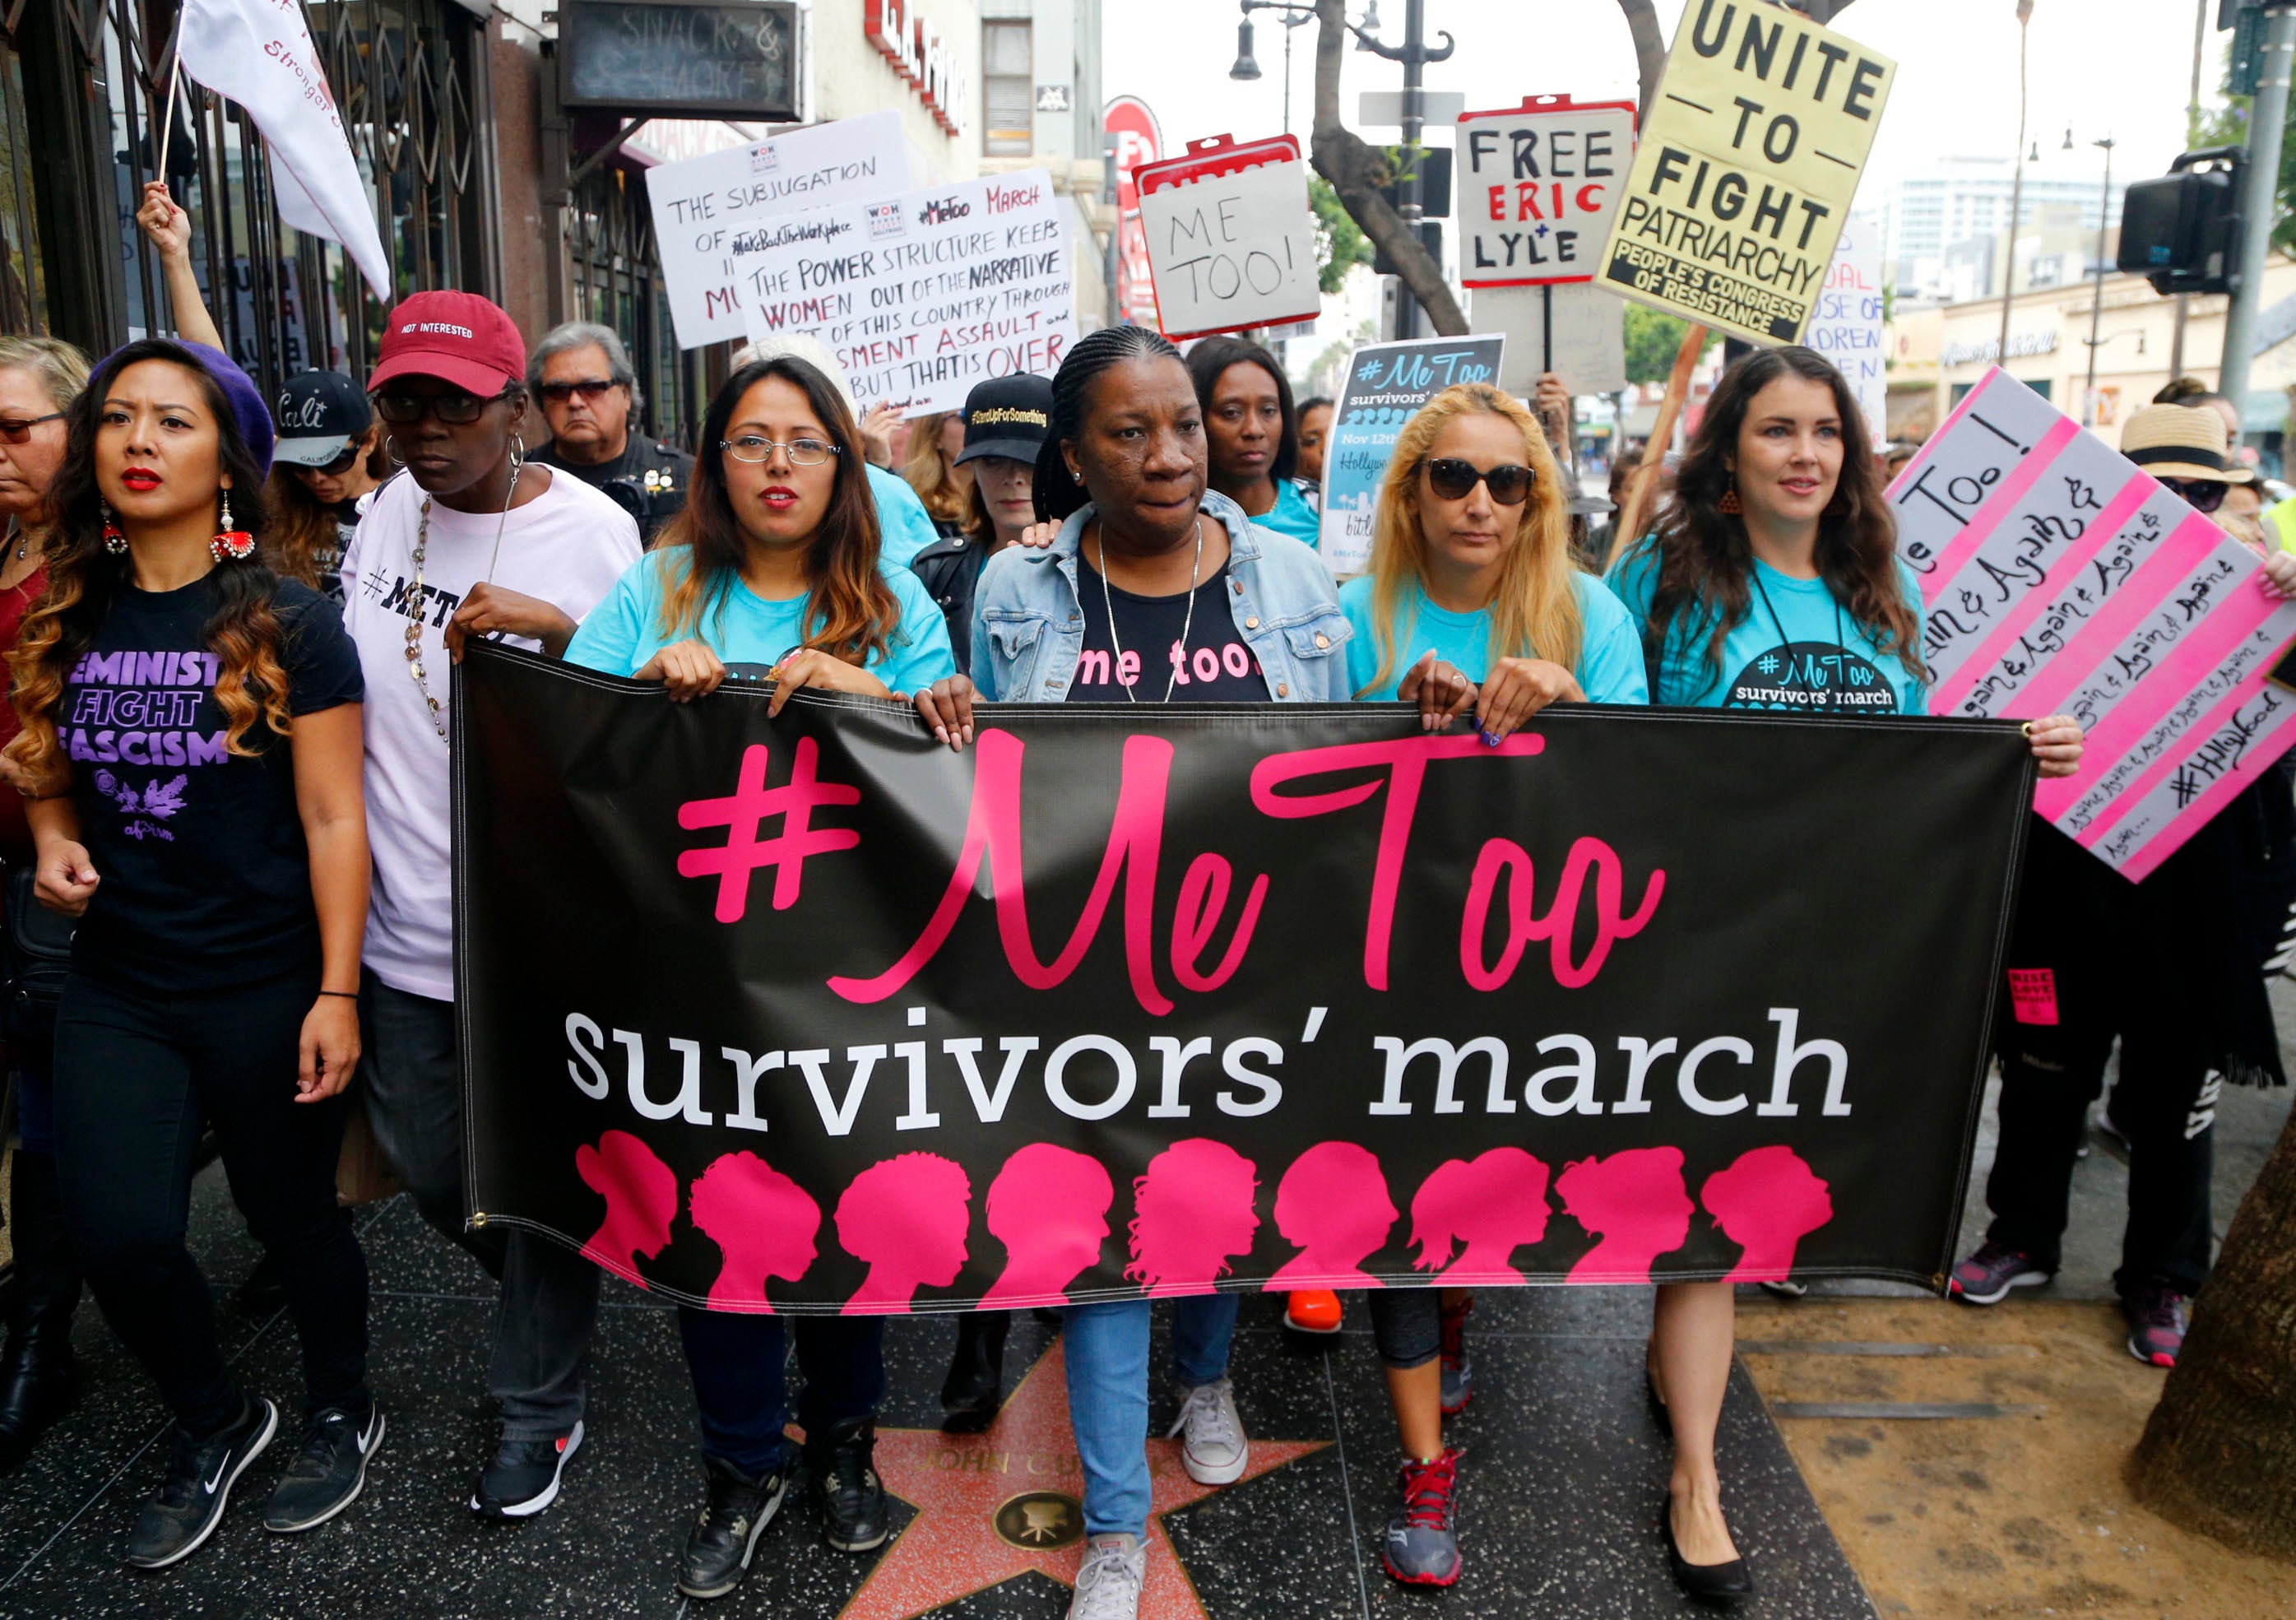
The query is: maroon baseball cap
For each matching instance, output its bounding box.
[369,291,526,398]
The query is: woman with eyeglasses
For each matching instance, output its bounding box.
[1608,346,2081,1606]
[336,292,642,1522]
[1333,382,1647,1590]
[0,335,91,1477]
[564,353,953,1600]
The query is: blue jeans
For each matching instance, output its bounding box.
[1063,1294,1237,1537]
[676,1307,885,1478]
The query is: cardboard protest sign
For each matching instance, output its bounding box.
[724,169,1077,415]
[1473,283,1627,397]
[1803,216,1885,447]
[1892,368,2296,880]
[1134,135,1320,339]
[1319,336,1506,576]
[647,112,912,350]
[1597,3,1894,344]
[1458,96,1638,288]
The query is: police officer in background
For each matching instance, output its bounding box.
[528,322,693,545]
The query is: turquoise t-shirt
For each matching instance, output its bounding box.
[1606,541,1927,713]
[1250,478,1322,550]
[1338,572,1650,705]
[565,545,958,693]
[866,462,939,569]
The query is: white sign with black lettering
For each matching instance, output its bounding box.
[1458,97,1638,289]
[1135,137,1320,339]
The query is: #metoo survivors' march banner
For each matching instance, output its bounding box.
[1892,369,2296,881]
[456,644,2035,1314]
[1318,336,1505,577]
[727,169,1077,415]
[1597,0,1894,344]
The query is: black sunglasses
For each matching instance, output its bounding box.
[537,378,622,404]
[1422,457,1533,506]
[0,412,64,445]
[291,443,364,477]
[373,387,515,426]
[2159,476,2229,514]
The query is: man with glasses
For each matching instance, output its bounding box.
[527,322,692,546]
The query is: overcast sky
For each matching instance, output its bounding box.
[1106,0,2224,218]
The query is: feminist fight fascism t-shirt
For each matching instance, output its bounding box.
[60,575,363,992]
[1066,559,1268,701]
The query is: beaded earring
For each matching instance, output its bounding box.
[210,490,256,563]
[1718,480,1743,515]
[100,500,127,555]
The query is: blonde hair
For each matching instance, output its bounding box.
[0,337,92,417]
[1360,383,1581,697]
[901,411,972,527]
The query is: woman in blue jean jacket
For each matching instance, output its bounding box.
[914,326,1469,1620]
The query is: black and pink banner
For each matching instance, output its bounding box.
[453,643,2035,1313]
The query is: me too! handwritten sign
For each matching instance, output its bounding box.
[1892,368,2296,880]
[1134,134,1320,340]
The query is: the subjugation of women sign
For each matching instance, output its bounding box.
[454,644,2036,1315]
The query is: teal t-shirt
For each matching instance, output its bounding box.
[1338,572,1650,705]
[1606,541,1928,713]
[866,462,939,568]
[1249,479,1322,550]
[565,545,959,693]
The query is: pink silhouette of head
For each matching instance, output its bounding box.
[1266,1142,1398,1291]
[835,1152,972,1314]
[1125,1139,1260,1297]
[1700,1146,1834,1283]
[1555,1148,1694,1284]
[981,1144,1116,1307]
[689,1151,822,1312]
[575,1130,679,1288]
[1409,1148,1552,1283]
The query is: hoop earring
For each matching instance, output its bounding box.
[210,489,256,564]
[100,499,127,555]
[385,436,406,468]
[1718,478,1742,515]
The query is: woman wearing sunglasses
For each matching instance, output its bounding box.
[1608,346,2082,1606]
[565,353,953,1600]
[267,371,387,600]
[1334,382,1647,1590]
[335,292,642,1522]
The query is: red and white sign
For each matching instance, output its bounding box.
[1893,368,2296,880]
[1134,133,1318,340]
[865,0,969,137]
[1456,95,1637,290]
[1105,95,1162,328]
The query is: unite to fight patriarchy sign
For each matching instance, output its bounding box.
[1891,368,2296,881]
[1597,0,1894,344]
[455,643,2035,1314]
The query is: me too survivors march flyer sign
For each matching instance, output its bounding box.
[1597,0,1895,345]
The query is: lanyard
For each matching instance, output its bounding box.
[1748,567,1851,714]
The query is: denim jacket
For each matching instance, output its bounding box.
[967,490,1352,703]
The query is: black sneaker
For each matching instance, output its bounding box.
[676,1454,791,1599]
[124,1394,278,1570]
[469,1418,583,1518]
[805,1416,888,1552]
[263,1401,386,1533]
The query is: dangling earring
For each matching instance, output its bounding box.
[100,499,128,555]
[385,435,406,468]
[1718,478,1742,515]
[210,490,256,564]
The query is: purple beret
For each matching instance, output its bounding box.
[97,339,277,478]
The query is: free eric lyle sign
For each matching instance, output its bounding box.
[865,0,970,137]
[1458,96,1638,288]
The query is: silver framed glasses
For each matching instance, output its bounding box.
[721,435,840,466]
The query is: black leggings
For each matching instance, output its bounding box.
[53,966,369,1435]
[1366,1290,1444,1370]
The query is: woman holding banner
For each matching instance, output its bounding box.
[1187,337,1323,550]
[1609,345,2084,1604]
[1338,379,1648,1588]
[564,351,955,1601]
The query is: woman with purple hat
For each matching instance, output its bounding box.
[6,337,378,1567]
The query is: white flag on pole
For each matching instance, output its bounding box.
[175,0,392,303]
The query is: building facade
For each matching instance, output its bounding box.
[1883,154,2127,305]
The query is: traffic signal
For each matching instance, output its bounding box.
[2117,146,2244,297]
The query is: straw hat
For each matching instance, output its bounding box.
[2118,402,2254,483]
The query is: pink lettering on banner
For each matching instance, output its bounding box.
[2006,968,2060,1025]
[675,738,861,923]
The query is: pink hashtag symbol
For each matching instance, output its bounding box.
[675,739,861,923]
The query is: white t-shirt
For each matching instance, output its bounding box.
[341,467,641,1000]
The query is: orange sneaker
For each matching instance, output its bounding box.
[1285,1290,1343,1334]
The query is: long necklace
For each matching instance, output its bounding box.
[1095,517,1203,703]
[1749,564,1850,714]
[406,455,522,740]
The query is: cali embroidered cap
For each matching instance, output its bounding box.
[953,374,1055,468]
[272,369,372,467]
[369,290,527,400]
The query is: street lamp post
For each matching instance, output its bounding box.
[1354,0,1454,338]
[2078,132,2117,428]
[1999,1,2034,360]
[1230,2,1316,135]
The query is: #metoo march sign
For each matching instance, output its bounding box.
[1319,337,1505,577]
[457,643,2036,1311]
[727,169,1076,415]
[646,111,911,350]
[1893,369,2296,880]
[1134,135,1320,340]
[1598,1,1894,344]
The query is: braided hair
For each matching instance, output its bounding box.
[1032,326,1187,525]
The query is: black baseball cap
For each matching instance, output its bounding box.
[273,369,373,467]
[953,374,1054,467]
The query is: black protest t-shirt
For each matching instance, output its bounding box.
[59,575,364,991]
[1067,559,1267,702]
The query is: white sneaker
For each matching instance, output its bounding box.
[1167,1378,1249,1485]
[1069,1532,1146,1620]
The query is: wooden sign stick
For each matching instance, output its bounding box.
[1607,322,1708,570]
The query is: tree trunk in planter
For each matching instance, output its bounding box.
[2127,1100,2296,1561]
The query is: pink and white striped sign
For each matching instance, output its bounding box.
[1891,368,2296,882]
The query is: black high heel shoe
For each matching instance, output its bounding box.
[1660,1499,1755,1606]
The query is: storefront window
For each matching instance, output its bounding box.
[983,21,1032,157]
[568,163,700,449]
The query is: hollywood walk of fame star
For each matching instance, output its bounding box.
[833,1338,1325,1620]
